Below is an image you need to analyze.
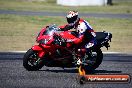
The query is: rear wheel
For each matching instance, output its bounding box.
[92,48,103,69]
[23,49,45,71]
[83,48,103,73]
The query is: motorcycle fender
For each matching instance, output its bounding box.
[32,45,43,51]
[32,45,45,58]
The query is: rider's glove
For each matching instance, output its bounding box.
[59,24,74,31]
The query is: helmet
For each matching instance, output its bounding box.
[66,11,79,24]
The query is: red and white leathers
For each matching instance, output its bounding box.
[59,18,97,51]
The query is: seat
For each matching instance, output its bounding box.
[95,32,108,43]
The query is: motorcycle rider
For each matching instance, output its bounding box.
[59,11,97,65]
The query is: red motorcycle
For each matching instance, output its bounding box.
[23,24,112,74]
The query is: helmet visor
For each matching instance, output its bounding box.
[66,15,78,24]
[67,18,74,24]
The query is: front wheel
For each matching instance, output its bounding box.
[23,49,45,71]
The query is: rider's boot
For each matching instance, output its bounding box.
[76,49,95,66]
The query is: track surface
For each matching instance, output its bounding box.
[0,52,132,88]
[0,10,132,18]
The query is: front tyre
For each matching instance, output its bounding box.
[23,49,44,71]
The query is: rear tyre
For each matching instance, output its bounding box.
[83,48,103,73]
[23,49,45,71]
[93,48,103,69]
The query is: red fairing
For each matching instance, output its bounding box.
[72,35,84,44]
[37,27,47,42]
[32,45,43,51]
[36,27,54,45]
[32,45,45,58]
[32,24,93,59]
[60,31,84,45]
[60,31,76,39]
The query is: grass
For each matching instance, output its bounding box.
[0,14,132,53]
[0,0,132,14]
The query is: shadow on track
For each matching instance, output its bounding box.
[93,70,122,74]
[39,68,78,74]
[39,68,122,74]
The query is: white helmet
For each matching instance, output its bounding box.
[66,11,79,24]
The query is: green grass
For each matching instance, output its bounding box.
[0,14,132,53]
[0,0,132,14]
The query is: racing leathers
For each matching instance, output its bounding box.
[60,18,97,65]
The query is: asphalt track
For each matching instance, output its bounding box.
[0,10,132,18]
[0,52,132,88]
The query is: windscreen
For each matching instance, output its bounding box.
[42,25,59,35]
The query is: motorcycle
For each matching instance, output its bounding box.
[23,24,112,74]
